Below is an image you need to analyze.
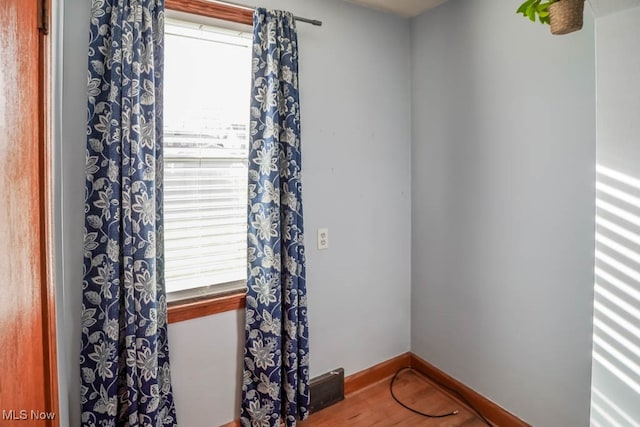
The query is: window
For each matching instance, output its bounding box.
[163,16,252,302]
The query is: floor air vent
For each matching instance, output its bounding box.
[309,368,345,414]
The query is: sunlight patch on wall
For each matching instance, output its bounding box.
[591,164,640,427]
[591,388,639,427]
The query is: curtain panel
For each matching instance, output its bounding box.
[242,8,310,427]
[80,0,178,425]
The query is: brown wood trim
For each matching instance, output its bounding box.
[168,291,246,323]
[219,420,241,427]
[39,0,59,424]
[165,0,253,25]
[409,354,531,427]
[344,352,411,396]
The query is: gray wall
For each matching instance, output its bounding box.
[57,1,88,426]
[591,5,640,426]
[410,1,596,426]
[56,0,412,425]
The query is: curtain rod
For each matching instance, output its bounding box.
[213,0,323,26]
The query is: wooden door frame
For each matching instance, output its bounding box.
[0,0,58,422]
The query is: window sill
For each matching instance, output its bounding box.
[168,291,246,324]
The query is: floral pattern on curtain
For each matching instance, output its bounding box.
[80,0,177,425]
[242,8,309,427]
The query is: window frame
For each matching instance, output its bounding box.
[165,0,253,25]
[164,0,252,322]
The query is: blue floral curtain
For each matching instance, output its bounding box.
[242,8,309,427]
[80,0,177,425]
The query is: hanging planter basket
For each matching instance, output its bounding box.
[549,0,584,35]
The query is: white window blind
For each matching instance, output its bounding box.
[163,18,251,295]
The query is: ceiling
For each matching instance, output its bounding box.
[344,0,640,18]
[588,0,640,16]
[343,0,449,18]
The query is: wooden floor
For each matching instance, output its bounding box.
[299,369,491,427]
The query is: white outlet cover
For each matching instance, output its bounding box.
[317,228,329,250]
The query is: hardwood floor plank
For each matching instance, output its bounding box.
[300,369,491,427]
[410,354,529,427]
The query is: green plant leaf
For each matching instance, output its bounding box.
[517,0,535,15]
[517,0,554,25]
[516,2,528,14]
[526,4,536,21]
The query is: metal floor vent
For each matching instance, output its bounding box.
[309,368,345,414]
